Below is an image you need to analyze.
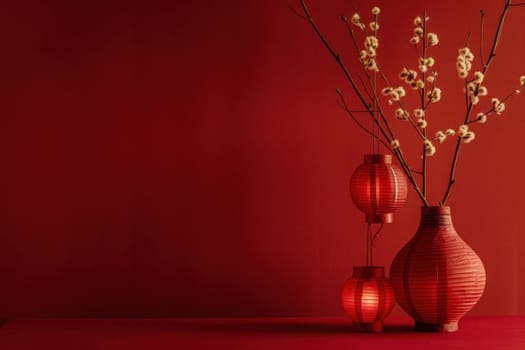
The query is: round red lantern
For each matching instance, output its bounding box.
[341,266,395,332]
[350,154,408,224]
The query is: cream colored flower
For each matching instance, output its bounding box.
[414,27,423,36]
[417,118,428,129]
[390,139,400,149]
[413,109,425,118]
[414,16,423,26]
[365,36,379,49]
[473,71,484,84]
[434,131,446,144]
[470,95,480,105]
[520,75,525,85]
[370,22,379,31]
[399,68,417,84]
[381,87,393,96]
[366,58,379,71]
[427,33,439,46]
[395,108,408,120]
[492,97,505,114]
[463,131,476,143]
[423,139,436,156]
[394,86,406,97]
[478,86,488,96]
[476,113,487,123]
[426,87,442,102]
[445,128,456,136]
[410,36,420,44]
[371,6,380,15]
[458,124,469,138]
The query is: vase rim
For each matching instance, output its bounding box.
[421,205,451,214]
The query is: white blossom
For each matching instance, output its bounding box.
[445,128,456,136]
[434,131,446,144]
[462,131,476,143]
[476,113,487,123]
[413,109,425,118]
[426,87,442,102]
[473,71,484,84]
[395,108,408,120]
[427,33,439,46]
[410,36,420,44]
[492,97,505,114]
[458,124,469,138]
[423,139,436,156]
[390,139,400,149]
[371,7,381,15]
[478,86,488,96]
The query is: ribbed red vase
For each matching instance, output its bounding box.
[389,206,486,332]
[341,266,395,332]
[350,154,408,224]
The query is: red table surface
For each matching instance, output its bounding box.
[0,316,524,350]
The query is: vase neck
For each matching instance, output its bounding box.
[419,206,453,227]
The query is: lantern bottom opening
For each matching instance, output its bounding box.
[352,321,384,333]
[415,321,458,333]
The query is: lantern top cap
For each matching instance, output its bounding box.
[352,266,386,278]
[364,154,392,164]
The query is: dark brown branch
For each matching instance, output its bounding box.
[441,0,514,206]
[480,10,486,64]
[299,0,429,206]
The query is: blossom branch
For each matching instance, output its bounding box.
[299,0,429,206]
[441,0,515,206]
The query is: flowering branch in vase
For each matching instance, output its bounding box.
[298,0,525,207]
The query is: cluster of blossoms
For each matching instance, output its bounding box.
[433,129,456,144]
[351,7,381,72]
[456,47,474,78]
[347,7,524,159]
[381,86,406,104]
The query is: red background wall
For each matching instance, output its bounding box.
[1,0,524,318]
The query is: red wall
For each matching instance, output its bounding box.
[1,0,524,317]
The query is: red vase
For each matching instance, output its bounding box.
[341,266,395,332]
[389,206,486,332]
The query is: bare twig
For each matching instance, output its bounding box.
[336,91,391,150]
[480,10,486,64]
[288,4,308,20]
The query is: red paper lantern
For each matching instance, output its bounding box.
[341,266,395,332]
[350,154,408,223]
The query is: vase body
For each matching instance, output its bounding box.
[341,266,395,332]
[389,206,486,332]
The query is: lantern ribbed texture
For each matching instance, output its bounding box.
[350,154,408,224]
[341,266,395,332]
[389,206,486,332]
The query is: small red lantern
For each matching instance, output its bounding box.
[350,154,408,224]
[341,266,395,332]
